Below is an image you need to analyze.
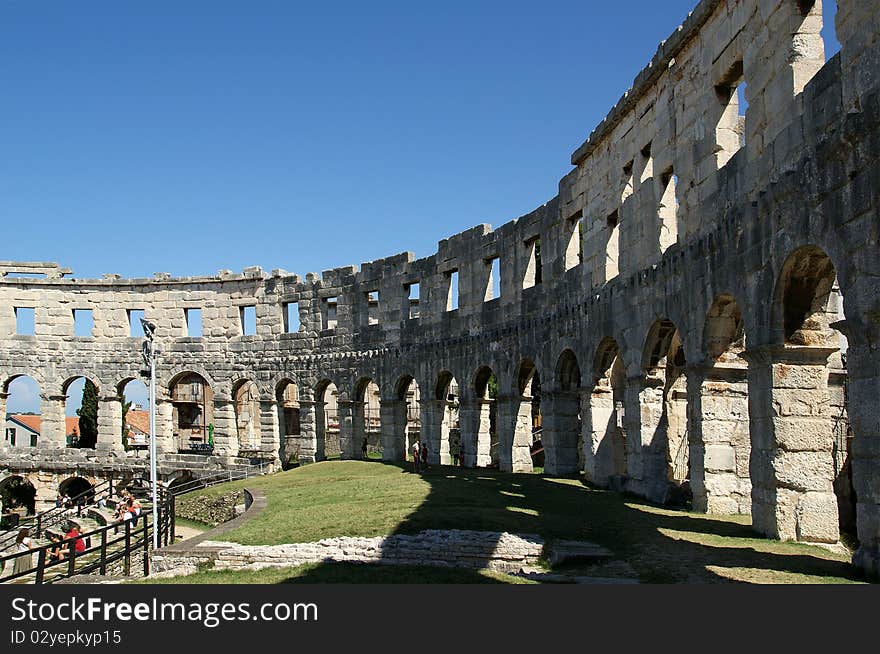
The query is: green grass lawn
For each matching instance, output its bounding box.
[170,460,867,584]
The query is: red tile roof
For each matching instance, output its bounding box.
[125,410,149,435]
[8,415,80,436]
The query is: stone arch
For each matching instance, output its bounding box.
[314,379,340,461]
[639,318,690,504]
[163,365,217,400]
[118,377,150,451]
[1,375,43,448]
[168,372,214,454]
[275,378,301,467]
[690,294,751,514]
[233,379,262,452]
[749,245,851,543]
[58,476,95,506]
[543,349,583,476]
[431,371,461,465]
[352,377,381,459]
[387,374,420,462]
[587,337,628,488]
[0,474,37,516]
[503,359,541,473]
[61,375,101,449]
[469,366,498,468]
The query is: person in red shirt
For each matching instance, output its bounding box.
[64,524,86,553]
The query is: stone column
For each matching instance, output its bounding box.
[581,390,598,482]
[155,399,174,454]
[744,346,839,544]
[457,398,479,468]
[97,395,124,453]
[496,394,533,473]
[689,365,751,515]
[586,384,613,486]
[337,400,355,459]
[350,399,366,460]
[542,390,580,476]
[211,397,237,457]
[420,399,446,465]
[628,375,667,503]
[842,342,880,578]
[39,393,67,448]
[297,398,317,464]
[0,392,7,450]
[621,379,649,499]
[260,399,281,465]
[380,399,407,462]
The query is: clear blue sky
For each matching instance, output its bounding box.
[1,1,839,282]
[2,1,840,415]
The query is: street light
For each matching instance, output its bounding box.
[140,318,160,550]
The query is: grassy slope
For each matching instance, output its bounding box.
[172,461,865,584]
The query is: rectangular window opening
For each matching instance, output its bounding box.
[283,302,300,333]
[73,309,94,337]
[128,309,145,337]
[485,257,501,302]
[365,290,380,325]
[658,169,679,253]
[715,61,746,166]
[523,238,543,289]
[324,297,338,330]
[185,308,202,338]
[639,143,654,184]
[408,283,420,320]
[621,161,634,204]
[14,307,35,335]
[446,271,459,311]
[565,210,583,271]
[240,305,256,336]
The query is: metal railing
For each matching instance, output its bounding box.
[168,461,268,496]
[0,486,174,585]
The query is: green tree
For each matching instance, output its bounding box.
[76,379,98,448]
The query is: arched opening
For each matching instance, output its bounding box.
[0,475,37,518]
[315,381,340,461]
[395,376,421,462]
[3,375,42,449]
[589,338,628,488]
[276,380,301,467]
[169,373,214,454]
[58,476,94,506]
[762,245,851,543]
[508,360,541,473]
[641,319,690,505]
[545,349,582,476]
[353,378,381,460]
[695,294,751,514]
[473,367,498,468]
[63,376,99,449]
[119,379,149,452]
[233,380,261,453]
[435,372,460,465]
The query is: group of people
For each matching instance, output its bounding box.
[112,494,143,533]
[410,440,430,473]
[11,521,86,576]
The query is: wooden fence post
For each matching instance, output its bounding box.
[100,529,108,575]
[124,521,131,577]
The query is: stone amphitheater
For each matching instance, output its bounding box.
[1,0,879,577]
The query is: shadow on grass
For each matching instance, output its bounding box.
[288,461,865,584]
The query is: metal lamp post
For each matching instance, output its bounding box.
[140,319,160,550]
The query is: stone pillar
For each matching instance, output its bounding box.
[843,342,880,578]
[337,400,355,459]
[39,393,67,448]
[836,0,880,113]
[211,397,237,457]
[496,394,533,473]
[260,399,281,465]
[350,399,366,460]
[744,346,840,544]
[97,395,124,453]
[298,399,317,464]
[629,376,668,503]
[420,399,445,465]
[0,393,7,450]
[457,398,479,468]
[689,365,751,515]
[542,390,580,476]
[380,399,407,462]
[621,379,649,499]
[586,384,616,486]
[155,399,174,454]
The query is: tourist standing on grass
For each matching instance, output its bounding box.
[420,439,429,470]
[13,528,35,576]
[412,440,420,473]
